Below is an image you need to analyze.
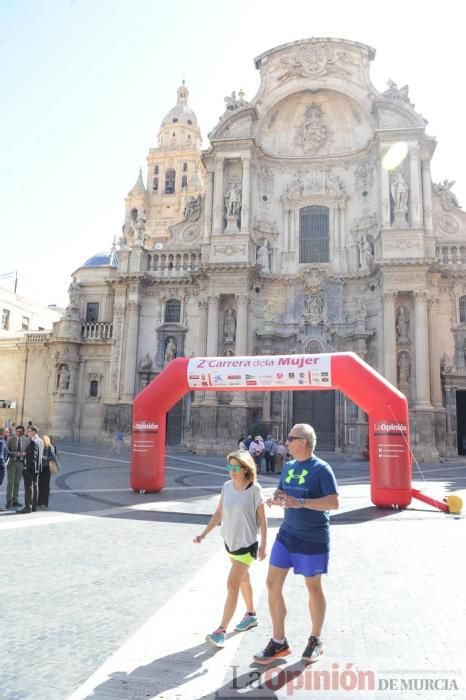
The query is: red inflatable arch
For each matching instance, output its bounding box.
[131,352,413,508]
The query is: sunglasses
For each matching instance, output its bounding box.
[226,463,243,472]
[287,434,304,441]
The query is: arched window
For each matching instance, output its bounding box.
[165,169,176,194]
[183,162,188,172]
[459,295,466,323]
[299,206,329,263]
[164,299,181,323]
[152,177,159,191]
[154,165,159,175]
[181,175,188,188]
[90,380,99,398]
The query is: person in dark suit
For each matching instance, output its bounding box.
[6,425,27,509]
[17,426,41,514]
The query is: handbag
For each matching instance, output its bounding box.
[48,458,60,475]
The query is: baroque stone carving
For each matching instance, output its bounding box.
[296,103,328,154]
[223,89,248,112]
[68,277,80,307]
[183,195,201,222]
[390,171,409,226]
[224,184,242,217]
[223,308,236,343]
[57,364,70,390]
[139,353,152,371]
[256,241,271,272]
[382,79,413,106]
[182,225,201,243]
[354,161,374,191]
[273,44,355,82]
[164,337,177,364]
[257,166,274,196]
[353,298,367,321]
[438,214,460,235]
[433,180,461,210]
[396,305,410,343]
[397,351,411,393]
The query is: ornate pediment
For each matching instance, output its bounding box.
[209,107,257,141]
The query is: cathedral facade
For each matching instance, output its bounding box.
[2,38,466,460]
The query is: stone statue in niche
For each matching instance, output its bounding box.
[391,171,409,225]
[396,306,410,342]
[360,235,374,269]
[440,353,453,374]
[353,297,366,321]
[57,364,70,390]
[223,308,236,343]
[139,353,152,371]
[224,184,242,217]
[256,241,270,272]
[398,352,411,385]
[164,337,177,364]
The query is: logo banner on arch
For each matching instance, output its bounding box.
[187,354,331,390]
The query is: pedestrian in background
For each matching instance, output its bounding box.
[6,425,26,510]
[0,428,10,511]
[17,426,41,514]
[38,435,57,510]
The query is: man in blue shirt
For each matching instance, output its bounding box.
[254,423,339,665]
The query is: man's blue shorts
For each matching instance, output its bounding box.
[269,531,329,577]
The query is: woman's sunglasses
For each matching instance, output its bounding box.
[226,463,243,472]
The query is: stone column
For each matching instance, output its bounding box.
[206,295,219,356]
[240,157,251,232]
[414,291,432,407]
[380,159,391,227]
[203,167,214,242]
[213,158,224,235]
[203,295,219,406]
[231,295,248,407]
[428,298,442,407]
[193,300,208,405]
[235,294,248,356]
[383,292,397,383]
[421,159,433,233]
[122,298,140,401]
[197,299,208,356]
[409,146,422,227]
[109,287,127,400]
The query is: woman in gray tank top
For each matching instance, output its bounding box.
[193,449,267,648]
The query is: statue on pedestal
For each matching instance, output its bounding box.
[57,364,70,390]
[396,305,410,342]
[257,241,270,272]
[68,277,80,307]
[164,337,177,364]
[391,171,409,225]
[224,184,242,217]
[223,308,236,343]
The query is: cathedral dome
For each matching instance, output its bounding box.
[82,250,118,268]
[161,82,198,129]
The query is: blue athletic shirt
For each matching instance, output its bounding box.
[277,456,338,546]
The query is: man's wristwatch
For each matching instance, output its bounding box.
[298,497,305,507]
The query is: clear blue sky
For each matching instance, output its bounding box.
[1,0,464,306]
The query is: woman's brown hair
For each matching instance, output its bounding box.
[227,449,257,483]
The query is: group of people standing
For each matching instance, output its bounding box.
[195,423,339,665]
[238,433,288,473]
[0,424,58,513]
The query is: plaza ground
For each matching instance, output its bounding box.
[1,441,465,699]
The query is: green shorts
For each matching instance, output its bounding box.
[225,541,258,566]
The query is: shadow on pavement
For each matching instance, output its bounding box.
[83,641,219,699]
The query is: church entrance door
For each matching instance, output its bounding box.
[292,390,335,450]
[166,399,183,445]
